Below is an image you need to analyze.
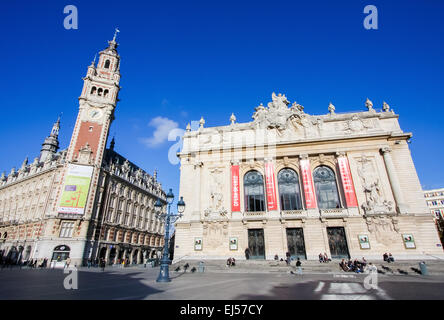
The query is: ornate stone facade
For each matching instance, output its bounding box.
[174,93,443,261]
[0,36,166,266]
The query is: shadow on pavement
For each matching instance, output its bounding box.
[0,269,163,300]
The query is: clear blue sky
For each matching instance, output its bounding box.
[1,0,444,204]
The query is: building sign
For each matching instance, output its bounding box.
[300,159,317,209]
[194,237,203,251]
[229,237,238,251]
[402,234,416,249]
[337,156,358,207]
[265,162,278,211]
[231,165,241,212]
[58,164,94,215]
[358,234,370,249]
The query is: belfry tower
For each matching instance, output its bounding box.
[66,30,121,165]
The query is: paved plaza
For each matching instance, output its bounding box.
[1,266,444,300]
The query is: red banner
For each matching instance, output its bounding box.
[231,165,241,212]
[300,159,317,209]
[265,162,278,211]
[337,156,358,207]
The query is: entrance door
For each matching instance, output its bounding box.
[286,228,306,259]
[248,229,265,260]
[327,227,350,259]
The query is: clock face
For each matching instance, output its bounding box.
[88,109,103,120]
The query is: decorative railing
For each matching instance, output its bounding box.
[243,211,266,217]
[319,208,348,217]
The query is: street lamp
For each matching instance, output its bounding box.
[154,188,185,282]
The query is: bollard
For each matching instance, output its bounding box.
[198,261,205,273]
[419,261,428,275]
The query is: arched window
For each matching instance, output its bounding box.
[90,86,97,95]
[104,59,110,69]
[278,168,303,210]
[104,89,109,97]
[313,166,341,209]
[244,170,266,212]
[97,88,103,96]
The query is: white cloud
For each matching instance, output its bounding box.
[141,116,179,148]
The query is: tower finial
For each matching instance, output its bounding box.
[113,27,120,42]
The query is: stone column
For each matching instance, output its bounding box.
[137,249,142,264]
[381,147,408,213]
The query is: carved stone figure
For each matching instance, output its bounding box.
[357,155,393,214]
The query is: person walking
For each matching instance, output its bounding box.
[244,248,250,260]
[296,258,302,275]
[285,251,291,265]
[65,257,71,269]
[100,258,106,272]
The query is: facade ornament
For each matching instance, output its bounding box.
[186,123,191,132]
[328,102,336,114]
[20,157,28,170]
[0,172,6,182]
[382,101,390,112]
[299,154,309,160]
[365,98,374,112]
[199,117,205,129]
[78,143,94,164]
[357,155,393,214]
[335,151,346,158]
[230,113,236,125]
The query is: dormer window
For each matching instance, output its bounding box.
[104,59,110,69]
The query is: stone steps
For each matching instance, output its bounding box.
[170,259,444,275]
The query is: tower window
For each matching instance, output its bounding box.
[104,89,109,97]
[89,126,93,132]
[90,86,97,95]
[97,88,103,96]
[104,59,110,69]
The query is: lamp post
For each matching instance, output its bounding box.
[154,188,185,282]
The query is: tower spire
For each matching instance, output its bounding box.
[39,117,61,162]
[112,27,120,42]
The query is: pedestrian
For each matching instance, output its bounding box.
[296,258,302,275]
[65,257,71,269]
[285,251,291,265]
[244,248,250,260]
[100,258,106,271]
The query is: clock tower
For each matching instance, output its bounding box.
[66,32,121,165]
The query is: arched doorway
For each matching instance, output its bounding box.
[109,247,117,264]
[99,247,107,260]
[51,245,70,263]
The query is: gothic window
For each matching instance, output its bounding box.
[313,166,341,209]
[104,59,110,69]
[278,168,303,210]
[244,170,266,212]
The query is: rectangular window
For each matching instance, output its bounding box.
[59,221,74,238]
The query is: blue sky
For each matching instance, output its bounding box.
[1,0,444,205]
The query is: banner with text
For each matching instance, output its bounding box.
[337,156,358,207]
[58,164,94,215]
[231,165,241,212]
[265,162,278,211]
[300,158,317,209]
